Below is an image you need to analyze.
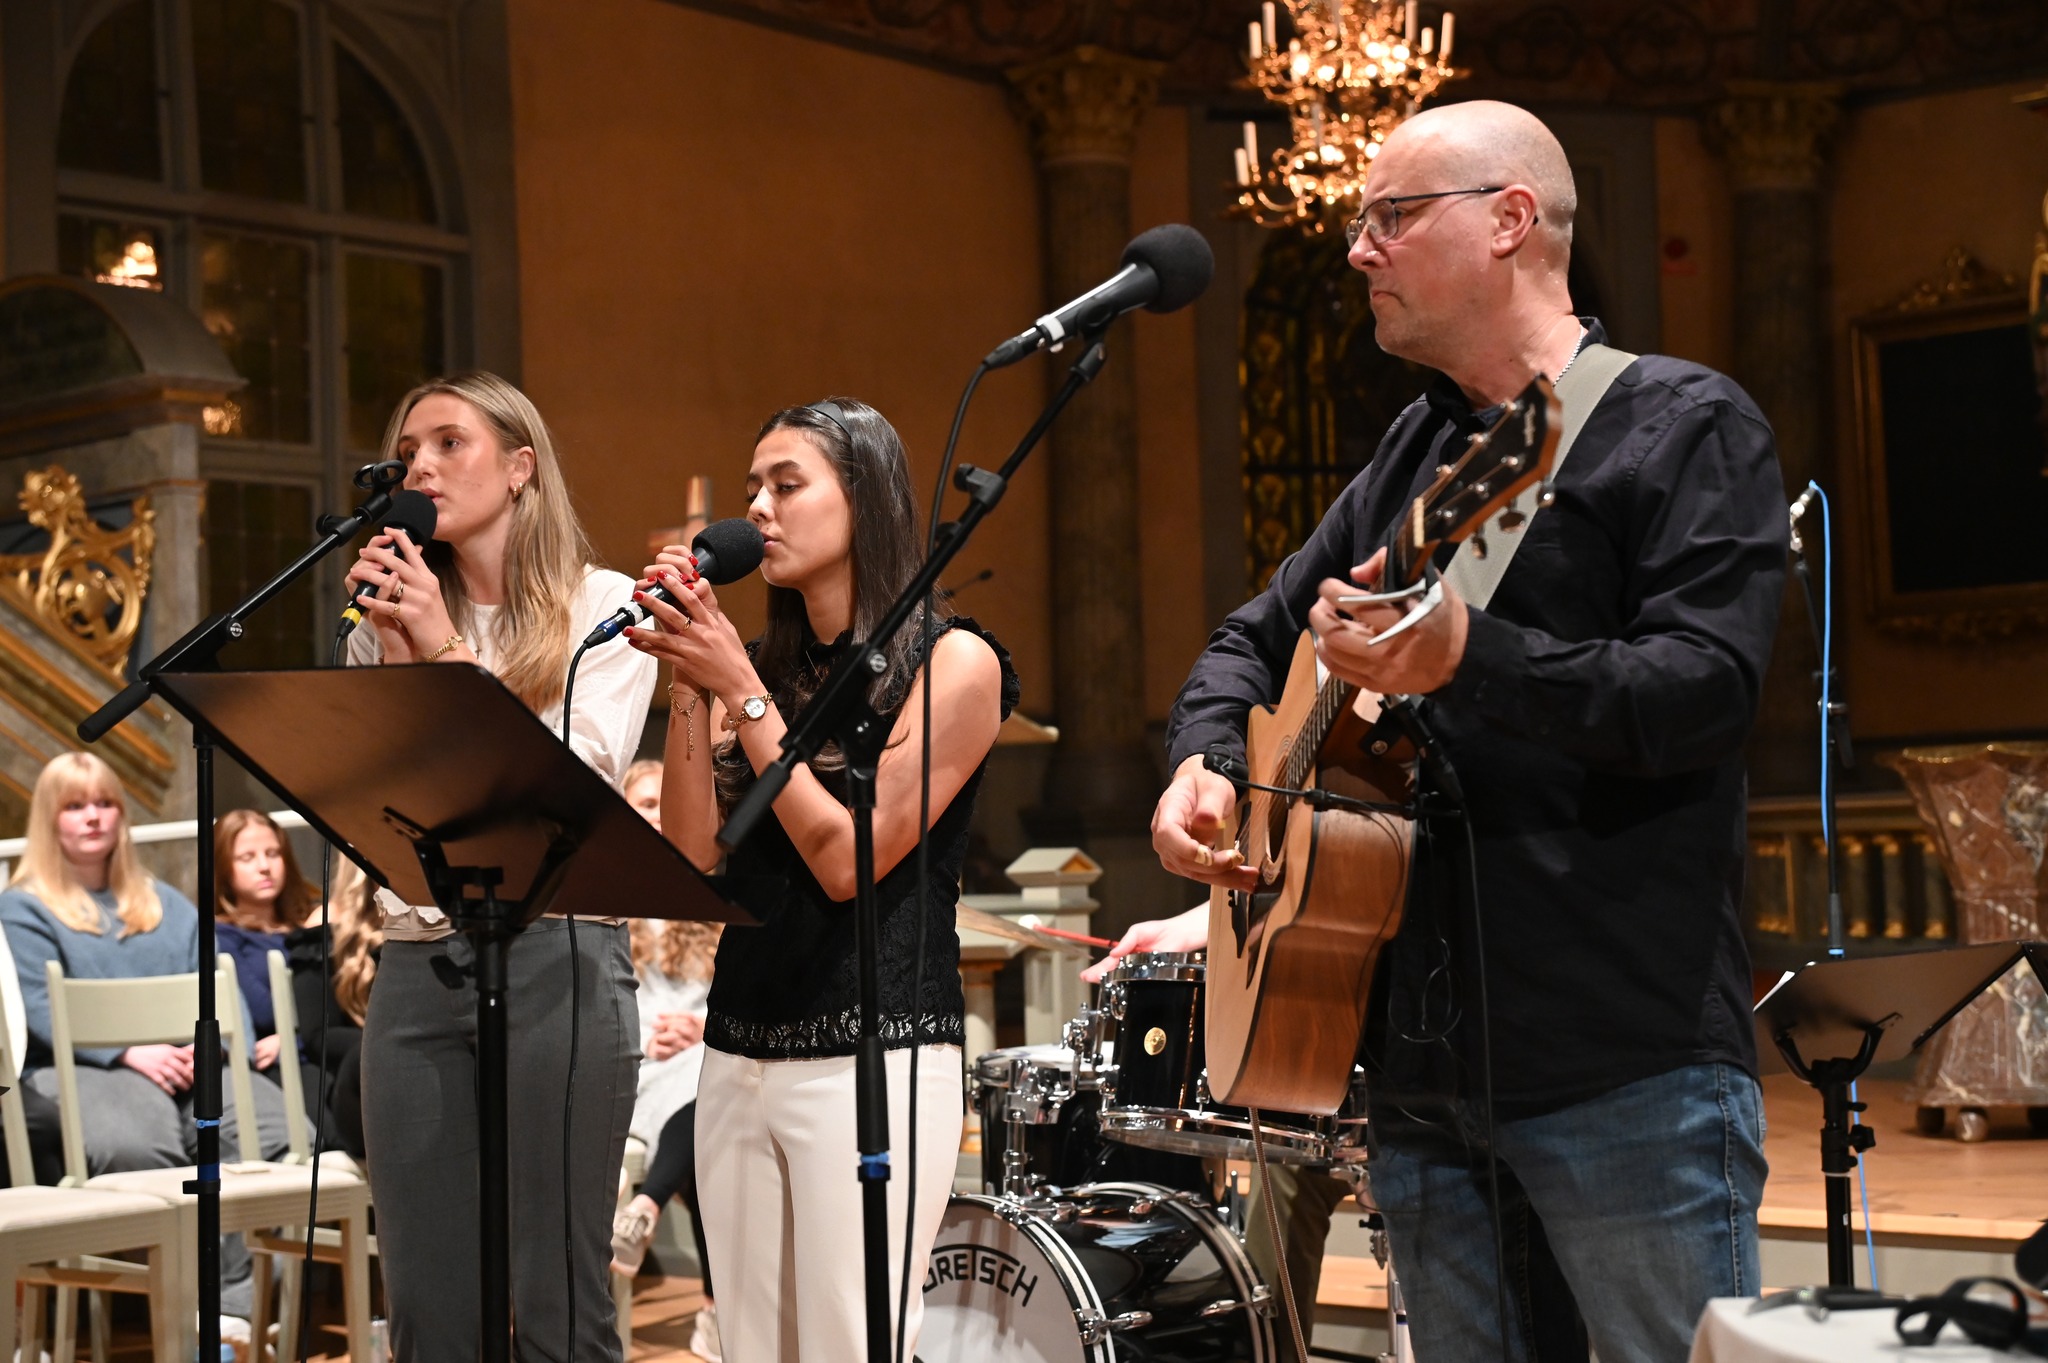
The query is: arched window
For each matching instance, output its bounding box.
[53,0,460,667]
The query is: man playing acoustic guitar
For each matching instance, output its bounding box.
[1093,101,1787,1362]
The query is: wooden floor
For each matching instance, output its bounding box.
[75,1074,2048,1361]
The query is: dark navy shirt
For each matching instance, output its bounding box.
[1165,321,1787,1114]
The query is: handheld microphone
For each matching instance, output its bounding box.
[984,224,1215,370]
[583,517,765,647]
[337,489,438,638]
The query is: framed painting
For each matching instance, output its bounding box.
[1848,251,2048,640]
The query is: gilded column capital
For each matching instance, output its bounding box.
[1707,80,1843,192]
[1006,45,1163,169]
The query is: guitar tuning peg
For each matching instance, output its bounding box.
[1537,480,1556,510]
[1498,508,1526,532]
[1471,530,1489,560]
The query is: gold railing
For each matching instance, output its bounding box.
[1746,792,1954,945]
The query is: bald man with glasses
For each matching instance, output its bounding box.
[1094,101,1786,1362]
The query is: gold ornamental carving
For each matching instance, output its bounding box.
[1888,247,2018,313]
[1006,45,1163,169]
[0,465,156,678]
[1706,80,1842,192]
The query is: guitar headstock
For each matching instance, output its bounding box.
[1388,376,1563,590]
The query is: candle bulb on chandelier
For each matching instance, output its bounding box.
[1243,121,1260,176]
[1406,0,1418,43]
[1248,19,1263,59]
[1420,26,1433,54]
[1441,10,1454,62]
[1234,147,1253,187]
[1262,1,1277,53]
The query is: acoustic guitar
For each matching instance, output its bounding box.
[1205,377,1563,1114]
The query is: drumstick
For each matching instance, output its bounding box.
[1031,925,1119,949]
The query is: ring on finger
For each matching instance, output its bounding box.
[391,580,406,604]
[1194,843,1213,868]
[385,597,402,618]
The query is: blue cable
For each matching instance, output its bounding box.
[1810,479,1880,1289]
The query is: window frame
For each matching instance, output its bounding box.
[43,0,469,660]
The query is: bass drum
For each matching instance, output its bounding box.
[918,1183,1272,1363]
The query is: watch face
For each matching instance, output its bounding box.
[743,696,768,721]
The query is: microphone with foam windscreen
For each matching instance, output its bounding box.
[984,224,1215,370]
[336,489,438,639]
[583,517,765,648]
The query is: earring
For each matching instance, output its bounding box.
[512,483,524,500]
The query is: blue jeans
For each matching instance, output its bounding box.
[1366,1062,1766,1363]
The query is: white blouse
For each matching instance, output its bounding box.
[348,565,659,939]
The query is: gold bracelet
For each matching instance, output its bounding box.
[667,681,706,757]
[424,634,465,662]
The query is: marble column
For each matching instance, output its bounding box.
[1707,80,1841,794]
[1005,46,1163,833]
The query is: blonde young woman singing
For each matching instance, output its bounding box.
[626,398,1016,1362]
[343,371,656,1362]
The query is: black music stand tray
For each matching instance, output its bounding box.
[150,663,758,1363]
[1755,940,2048,1289]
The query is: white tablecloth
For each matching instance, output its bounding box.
[1691,1297,2014,1362]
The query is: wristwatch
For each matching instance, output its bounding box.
[723,694,772,732]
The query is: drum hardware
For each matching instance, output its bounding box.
[1200,1286,1275,1319]
[1362,1201,1415,1363]
[1075,1308,1154,1345]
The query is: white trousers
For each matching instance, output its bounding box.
[696,1043,964,1363]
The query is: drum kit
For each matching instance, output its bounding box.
[921,951,1413,1363]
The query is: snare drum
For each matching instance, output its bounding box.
[920,1182,1273,1362]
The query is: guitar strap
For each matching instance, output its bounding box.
[1441,341,1638,611]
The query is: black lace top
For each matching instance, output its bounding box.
[704,617,1020,1061]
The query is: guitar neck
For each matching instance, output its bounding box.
[1291,673,1360,787]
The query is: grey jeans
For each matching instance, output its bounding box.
[361,920,639,1363]
[23,1061,294,1316]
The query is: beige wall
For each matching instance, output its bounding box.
[1128,108,1207,721]
[1827,81,2048,740]
[506,0,1208,724]
[1654,115,1732,375]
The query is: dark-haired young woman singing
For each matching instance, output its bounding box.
[628,397,1016,1362]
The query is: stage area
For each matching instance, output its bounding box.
[76,1075,2044,1360]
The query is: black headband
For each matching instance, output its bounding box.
[806,400,851,441]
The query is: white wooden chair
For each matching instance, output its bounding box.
[253,948,380,1361]
[44,956,374,1363]
[0,991,181,1363]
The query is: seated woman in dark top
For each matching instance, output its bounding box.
[628,397,1015,1362]
[212,808,321,1079]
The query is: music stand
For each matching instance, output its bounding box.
[150,663,757,1363]
[1755,940,2048,1288]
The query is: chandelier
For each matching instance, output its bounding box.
[1232,1,1464,232]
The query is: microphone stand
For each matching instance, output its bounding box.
[76,462,406,1361]
[718,331,1110,1362]
[1788,486,1873,1286]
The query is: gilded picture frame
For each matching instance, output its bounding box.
[1847,251,2048,642]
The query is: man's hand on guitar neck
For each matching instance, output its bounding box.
[1309,547,1469,696]
[1151,753,1261,889]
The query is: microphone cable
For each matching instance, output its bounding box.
[296,628,350,1359]
[558,636,598,1362]
[894,358,990,1363]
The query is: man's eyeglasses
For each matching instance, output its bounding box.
[1344,186,1508,247]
